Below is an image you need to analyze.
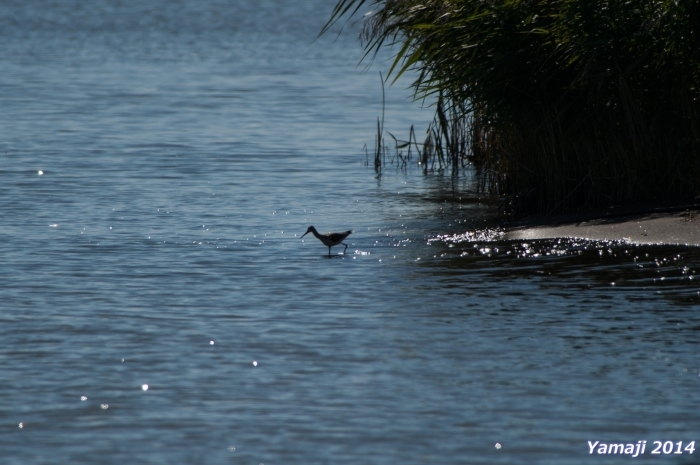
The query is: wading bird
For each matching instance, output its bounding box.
[301,226,352,257]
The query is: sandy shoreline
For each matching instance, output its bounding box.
[505,203,700,246]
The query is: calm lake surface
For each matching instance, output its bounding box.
[1,1,699,464]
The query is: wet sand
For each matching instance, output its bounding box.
[505,204,700,246]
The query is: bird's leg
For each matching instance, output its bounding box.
[342,242,348,254]
[328,246,331,257]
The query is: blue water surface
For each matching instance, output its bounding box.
[1,1,699,464]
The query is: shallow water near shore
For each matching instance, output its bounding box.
[2,1,700,464]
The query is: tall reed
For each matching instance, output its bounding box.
[323,0,700,216]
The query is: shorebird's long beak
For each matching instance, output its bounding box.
[301,231,309,239]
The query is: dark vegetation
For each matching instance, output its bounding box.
[322,0,700,216]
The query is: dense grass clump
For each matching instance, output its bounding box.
[323,0,700,216]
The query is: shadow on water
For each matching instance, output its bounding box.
[374,158,699,309]
[423,233,700,307]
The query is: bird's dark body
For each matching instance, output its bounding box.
[327,231,352,243]
[301,226,352,257]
